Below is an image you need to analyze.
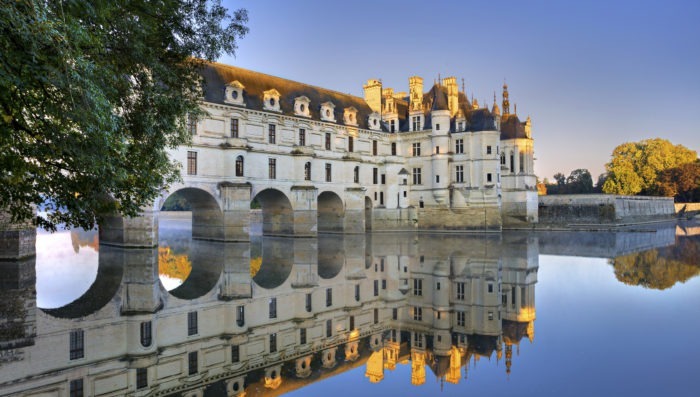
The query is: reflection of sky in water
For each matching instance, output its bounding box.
[36,230,98,308]
[159,275,183,291]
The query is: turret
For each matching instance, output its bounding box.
[409,76,424,111]
[363,79,382,113]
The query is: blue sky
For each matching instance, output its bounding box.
[219,0,700,181]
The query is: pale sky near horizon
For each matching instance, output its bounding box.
[219,0,699,181]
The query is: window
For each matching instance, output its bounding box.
[269,158,277,179]
[379,192,384,205]
[373,140,378,155]
[391,142,396,155]
[488,311,494,321]
[456,165,464,183]
[455,139,464,154]
[69,379,84,397]
[235,155,244,177]
[187,115,197,135]
[392,308,398,320]
[270,333,277,353]
[380,258,384,271]
[382,279,387,289]
[354,166,359,183]
[269,297,277,319]
[374,280,379,296]
[187,151,197,175]
[350,316,355,330]
[412,142,421,156]
[413,307,422,321]
[325,163,332,182]
[326,320,332,337]
[381,174,386,184]
[268,124,276,143]
[436,282,441,290]
[520,152,525,172]
[390,119,396,132]
[305,293,312,312]
[70,329,84,360]
[414,332,423,348]
[136,368,148,389]
[488,283,493,293]
[501,152,506,165]
[374,308,379,324]
[413,279,423,296]
[355,284,360,301]
[304,162,311,181]
[435,123,440,131]
[487,173,492,183]
[412,168,422,185]
[436,175,440,183]
[140,321,152,347]
[510,152,514,172]
[412,115,421,131]
[437,312,442,320]
[232,345,240,362]
[348,136,354,152]
[188,311,198,336]
[457,311,465,327]
[299,128,306,146]
[436,146,440,154]
[300,328,307,344]
[522,287,526,307]
[512,287,517,308]
[373,168,378,184]
[457,282,465,300]
[188,352,198,375]
[325,132,331,150]
[236,305,245,327]
[502,294,508,306]
[326,288,332,307]
[487,145,492,155]
[231,118,239,138]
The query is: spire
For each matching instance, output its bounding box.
[492,91,500,116]
[514,103,517,115]
[502,81,510,115]
[461,78,465,94]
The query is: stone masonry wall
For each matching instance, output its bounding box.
[538,195,674,225]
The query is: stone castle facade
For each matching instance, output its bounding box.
[168,62,537,235]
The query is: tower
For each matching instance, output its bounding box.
[502,83,510,115]
[443,76,459,117]
[363,79,382,113]
[409,76,424,111]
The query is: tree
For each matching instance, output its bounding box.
[652,161,700,202]
[0,0,248,230]
[565,169,593,194]
[594,173,607,193]
[602,138,697,195]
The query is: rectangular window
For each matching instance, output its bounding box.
[270,333,277,353]
[374,308,379,324]
[488,311,494,321]
[413,307,422,321]
[269,297,277,319]
[326,320,332,337]
[455,139,464,154]
[188,311,198,336]
[374,280,379,296]
[188,352,198,375]
[299,128,305,146]
[326,288,332,307]
[436,282,441,290]
[355,284,360,301]
[487,145,492,155]
[325,132,331,150]
[140,321,152,347]
[69,379,84,397]
[305,293,312,312]
[348,136,354,152]
[520,152,525,172]
[414,332,423,348]
[70,329,84,360]
[381,279,386,290]
[488,283,493,293]
[457,282,465,300]
[436,175,440,183]
[379,192,384,205]
[512,286,517,308]
[413,279,423,296]
[392,308,398,320]
[232,345,240,362]
[325,163,332,182]
[412,168,422,185]
[457,311,466,327]
[349,316,355,330]
[412,142,421,156]
[187,151,197,175]
[522,287,526,307]
[269,158,276,179]
[412,116,420,131]
[487,173,492,183]
[373,140,378,155]
[268,124,276,143]
[437,311,441,320]
[373,168,378,184]
[187,115,197,135]
[391,142,397,155]
[390,119,396,132]
[456,165,464,183]
[230,118,239,138]
[136,368,148,389]
[300,328,307,344]
[236,305,245,326]
[381,174,386,184]
[436,146,440,154]
[435,123,440,131]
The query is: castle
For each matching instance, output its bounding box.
[167,62,537,237]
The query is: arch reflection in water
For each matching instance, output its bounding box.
[1,232,541,396]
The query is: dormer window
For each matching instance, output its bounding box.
[263,89,281,112]
[320,101,336,122]
[344,107,358,126]
[224,81,245,106]
[294,96,311,117]
[368,112,381,131]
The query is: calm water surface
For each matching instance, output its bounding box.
[1,219,699,396]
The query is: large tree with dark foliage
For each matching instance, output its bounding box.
[0,0,247,230]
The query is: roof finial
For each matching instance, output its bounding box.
[514,103,517,114]
[502,80,510,115]
[438,73,441,85]
[461,78,465,94]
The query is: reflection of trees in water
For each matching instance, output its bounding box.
[250,257,261,277]
[70,229,99,253]
[158,247,192,281]
[610,237,700,290]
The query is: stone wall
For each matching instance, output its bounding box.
[538,195,675,225]
[0,211,36,259]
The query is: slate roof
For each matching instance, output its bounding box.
[500,114,528,140]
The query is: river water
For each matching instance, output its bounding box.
[1,219,699,396]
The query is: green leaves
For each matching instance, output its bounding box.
[0,0,247,230]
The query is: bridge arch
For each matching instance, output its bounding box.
[252,188,294,236]
[318,191,345,233]
[160,186,224,241]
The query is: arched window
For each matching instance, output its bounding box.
[140,321,152,347]
[304,162,311,181]
[235,156,244,176]
[354,166,359,183]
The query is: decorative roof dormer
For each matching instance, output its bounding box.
[320,101,336,122]
[294,95,311,117]
[224,80,245,106]
[263,89,281,112]
[455,109,466,132]
[368,112,382,131]
[344,106,358,126]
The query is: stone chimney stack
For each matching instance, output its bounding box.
[363,79,382,113]
[443,76,459,117]
[409,76,424,111]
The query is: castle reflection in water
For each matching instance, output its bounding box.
[2,220,697,397]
